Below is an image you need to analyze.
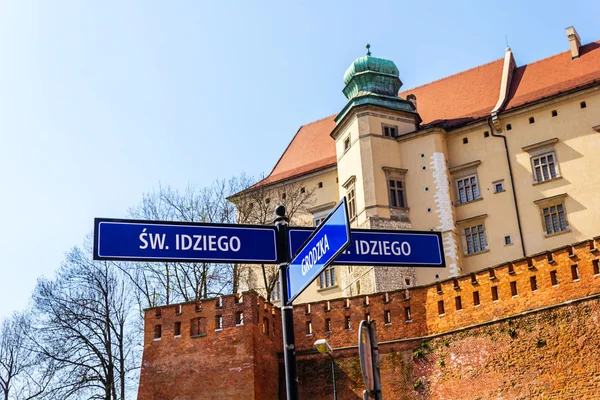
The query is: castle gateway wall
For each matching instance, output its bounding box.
[138,237,600,399]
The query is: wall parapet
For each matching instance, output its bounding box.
[143,237,600,354]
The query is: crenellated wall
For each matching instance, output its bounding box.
[137,293,282,400]
[138,237,600,399]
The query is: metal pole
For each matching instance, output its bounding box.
[329,354,338,400]
[275,205,299,400]
[370,322,382,400]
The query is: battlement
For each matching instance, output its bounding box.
[292,237,600,351]
[143,291,282,347]
[139,237,600,399]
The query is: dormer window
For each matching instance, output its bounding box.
[382,124,398,138]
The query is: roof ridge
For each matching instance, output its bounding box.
[400,57,504,94]
[512,40,600,70]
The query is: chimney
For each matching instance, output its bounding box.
[566,26,582,59]
[406,94,417,111]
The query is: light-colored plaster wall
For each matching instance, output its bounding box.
[503,89,600,256]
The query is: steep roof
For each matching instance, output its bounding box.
[398,58,504,128]
[252,41,600,189]
[252,115,337,187]
[505,41,600,110]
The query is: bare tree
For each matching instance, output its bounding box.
[30,244,140,400]
[231,177,316,301]
[125,178,250,308]
[0,312,55,400]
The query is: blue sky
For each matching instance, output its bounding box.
[0,1,598,319]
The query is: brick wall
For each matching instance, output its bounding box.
[138,238,600,399]
[137,292,281,400]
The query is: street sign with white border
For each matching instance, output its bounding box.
[285,198,351,303]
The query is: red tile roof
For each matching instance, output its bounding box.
[252,41,600,188]
[505,41,600,110]
[398,58,504,128]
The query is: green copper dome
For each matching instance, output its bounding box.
[343,55,399,85]
[335,45,415,124]
[342,45,403,100]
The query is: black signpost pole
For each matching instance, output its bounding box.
[275,205,299,400]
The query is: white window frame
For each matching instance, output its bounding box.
[522,138,561,184]
[457,214,489,256]
[534,193,569,237]
[464,224,488,254]
[531,151,559,184]
[449,160,482,205]
[319,266,337,290]
[455,174,481,204]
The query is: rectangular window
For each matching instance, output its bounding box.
[382,124,398,138]
[347,186,356,219]
[175,304,182,315]
[388,179,406,208]
[438,300,445,316]
[550,271,559,286]
[542,204,568,235]
[174,321,181,337]
[495,182,504,193]
[235,312,244,326]
[404,307,412,322]
[305,304,311,314]
[306,321,312,335]
[325,301,331,312]
[345,316,351,330]
[532,152,558,183]
[154,325,162,340]
[319,267,336,289]
[325,318,332,332]
[455,296,462,311]
[491,286,499,301]
[571,264,580,281]
[473,291,480,306]
[263,318,269,335]
[510,281,518,297]
[155,308,162,318]
[314,216,326,226]
[385,310,391,324]
[215,316,223,330]
[505,236,512,245]
[593,260,600,275]
[344,137,350,151]
[530,276,538,291]
[465,224,487,254]
[456,175,480,204]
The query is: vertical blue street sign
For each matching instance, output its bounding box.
[286,198,351,303]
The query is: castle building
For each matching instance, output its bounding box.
[138,27,600,399]
[236,26,600,305]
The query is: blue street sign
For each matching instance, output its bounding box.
[93,218,278,264]
[286,198,351,302]
[288,228,444,267]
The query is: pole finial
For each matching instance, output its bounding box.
[366,43,371,56]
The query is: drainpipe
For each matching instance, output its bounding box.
[488,117,526,258]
